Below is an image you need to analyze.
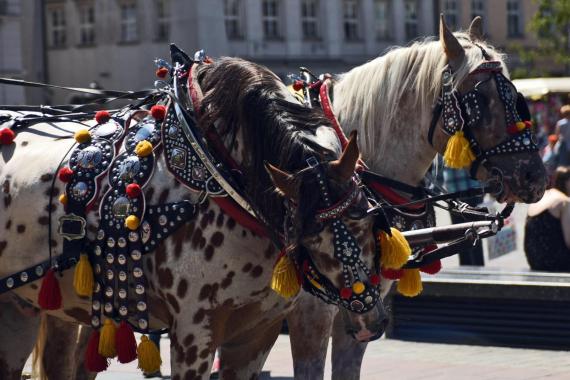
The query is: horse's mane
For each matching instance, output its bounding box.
[196,57,338,229]
[333,32,507,160]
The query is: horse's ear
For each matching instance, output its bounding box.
[265,162,297,199]
[439,14,465,66]
[330,131,360,183]
[468,16,484,41]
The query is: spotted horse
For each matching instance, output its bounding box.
[0,45,392,379]
[282,16,547,379]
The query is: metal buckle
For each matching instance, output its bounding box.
[58,214,87,241]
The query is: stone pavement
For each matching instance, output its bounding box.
[88,334,570,380]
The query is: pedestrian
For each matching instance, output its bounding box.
[555,105,570,165]
[443,166,485,266]
[542,134,561,179]
[524,166,570,272]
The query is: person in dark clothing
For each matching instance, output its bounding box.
[525,166,570,271]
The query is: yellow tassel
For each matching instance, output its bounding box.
[270,255,300,299]
[443,131,475,169]
[379,228,412,269]
[73,254,94,297]
[98,319,117,358]
[137,335,162,374]
[397,269,423,297]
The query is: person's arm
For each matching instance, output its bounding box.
[560,201,570,249]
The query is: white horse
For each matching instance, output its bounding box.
[286,16,546,379]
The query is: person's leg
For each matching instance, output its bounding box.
[451,196,485,266]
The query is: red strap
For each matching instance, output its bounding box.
[367,181,425,210]
[212,197,268,237]
[319,79,349,150]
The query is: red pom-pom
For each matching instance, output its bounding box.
[420,259,442,275]
[506,124,519,135]
[340,287,352,300]
[125,183,142,198]
[370,274,380,286]
[381,267,404,280]
[116,321,138,364]
[150,105,166,121]
[292,80,305,92]
[155,67,169,79]
[38,268,62,310]
[0,128,16,145]
[95,111,111,124]
[85,331,110,372]
[58,167,74,183]
[524,120,533,129]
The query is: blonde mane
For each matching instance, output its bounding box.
[334,32,507,165]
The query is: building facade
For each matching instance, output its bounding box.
[0,0,549,104]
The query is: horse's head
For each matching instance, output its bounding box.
[433,15,546,203]
[267,132,388,342]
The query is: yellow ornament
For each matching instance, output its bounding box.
[59,193,68,205]
[443,131,476,169]
[516,121,526,131]
[378,228,412,269]
[352,281,365,295]
[125,215,140,230]
[397,269,423,297]
[74,129,91,144]
[270,254,301,298]
[135,140,153,157]
[98,319,117,358]
[137,335,162,373]
[73,253,94,297]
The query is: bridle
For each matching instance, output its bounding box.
[285,157,387,314]
[427,45,538,180]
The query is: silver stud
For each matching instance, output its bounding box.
[159,215,167,226]
[119,289,127,299]
[92,300,101,310]
[119,306,128,316]
[35,266,44,276]
[129,231,139,242]
[118,237,127,248]
[135,284,145,295]
[91,316,100,327]
[137,301,147,311]
[104,303,113,313]
[106,253,114,264]
[105,287,113,297]
[133,267,143,278]
[6,278,14,288]
[107,237,115,248]
[138,319,148,330]
[131,250,141,260]
[106,269,114,280]
[97,230,105,240]
[119,271,127,281]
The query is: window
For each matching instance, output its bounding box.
[301,0,319,40]
[224,0,244,40]
[443,0,458,30]
[471,0,485,21]
[262,0,281,40]
[374,0,390,40]
[78,3,95,46]
[120,2,138,43]
[343,0,360,41]
[507,0,522,37]
[155,0,170,41]
[48,6,66,48]
[404,0,418,40]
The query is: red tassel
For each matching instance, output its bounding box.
[95,110,111,124]
[381,267,404,280]
[58,167,74,183]
[85,331,109,372]
[156,67,169,78]
[38,269,62,310]
[0,128,15,145]
[116,321,138,364]
[125,183,142,198]
[150,105,166,121]
[506,124,519,135]
[340,287,352,299]
[420,259,442,275]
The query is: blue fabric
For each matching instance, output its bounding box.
[443,167,480,193]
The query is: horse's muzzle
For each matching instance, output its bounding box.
[339,302,389,342]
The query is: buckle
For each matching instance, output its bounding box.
[58,214,87,241]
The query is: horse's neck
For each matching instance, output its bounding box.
[334,81,438,187]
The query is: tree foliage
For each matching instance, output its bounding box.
[523,0,570,75]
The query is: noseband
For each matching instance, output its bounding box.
[289,157,384,314]
[428,46,538,179]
